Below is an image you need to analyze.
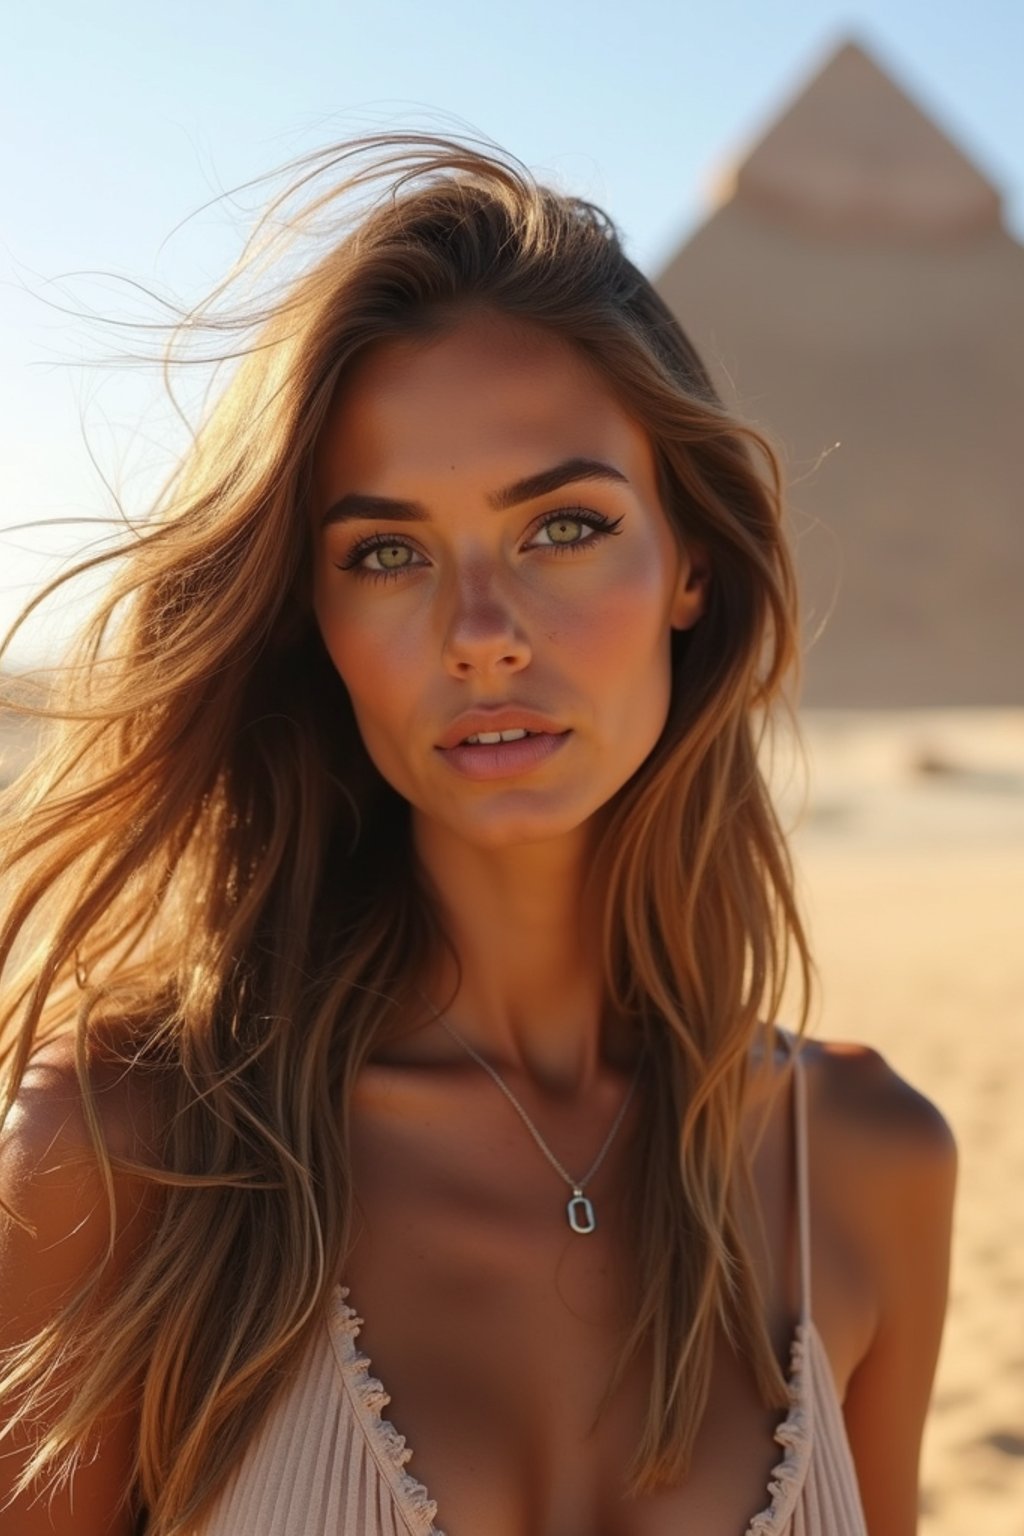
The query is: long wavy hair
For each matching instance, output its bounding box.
[0,133,811,1533]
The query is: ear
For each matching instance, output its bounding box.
[670,543,711,632]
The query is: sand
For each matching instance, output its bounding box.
[774,709,1024,1535]
[2,703,1022,1530]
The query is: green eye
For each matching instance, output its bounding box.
[338,538,424,580]
[532,507,624,550]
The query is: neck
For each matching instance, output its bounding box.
[408,812,633,1097]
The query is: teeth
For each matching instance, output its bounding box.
[463,728,534,745]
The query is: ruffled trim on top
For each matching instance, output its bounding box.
[330,1283,811,1536]
[330,1287,445,1536]
[743,1319,814,1535]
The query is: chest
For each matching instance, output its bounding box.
[339,1068,804,1536]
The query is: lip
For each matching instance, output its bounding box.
[436,707,568,750]
[436,730,572,779]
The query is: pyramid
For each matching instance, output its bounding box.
[656,37,1024,706]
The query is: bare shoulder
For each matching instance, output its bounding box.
[778,1031,958,1336]
[1,1021,165,1254]
[800,1033,958,1169]
[0,1028,165,1533]
[796,1038,959,1534]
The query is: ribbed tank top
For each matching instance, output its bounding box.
[194,1035,868,1534]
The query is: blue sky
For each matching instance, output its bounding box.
[2,0,1021,662]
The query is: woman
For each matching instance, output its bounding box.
[0,134,956,1536]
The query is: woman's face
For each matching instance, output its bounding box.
[311,308,708,849]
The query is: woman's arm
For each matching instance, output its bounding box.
[0,1039,159,1535]
[829,1046,959,1536]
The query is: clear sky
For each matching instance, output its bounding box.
[2,0,1021,663]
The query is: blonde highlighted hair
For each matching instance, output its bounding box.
[0,133,811,1532]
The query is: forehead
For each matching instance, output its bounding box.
[314,311,658,496]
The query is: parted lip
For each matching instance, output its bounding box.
[436,707,570,749]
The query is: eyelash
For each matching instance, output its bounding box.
[337,508,625,585]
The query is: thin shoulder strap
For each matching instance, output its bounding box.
[789,1035,813,1327]
[774,1026,812,1326]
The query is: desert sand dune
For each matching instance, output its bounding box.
[778,709,1024,1535]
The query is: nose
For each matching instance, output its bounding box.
[440,563,532,677]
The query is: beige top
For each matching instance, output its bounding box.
[194,1037,868,1534]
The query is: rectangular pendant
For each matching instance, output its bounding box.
[567,1192,596,1234]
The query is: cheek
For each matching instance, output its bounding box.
[317,609,395,702]
[313,574,367,697]
[560,555,676,759]
[313,586,428,763]
[557,545,672,669]
[314,618,407,790]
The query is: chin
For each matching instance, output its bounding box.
[428,799,598,850]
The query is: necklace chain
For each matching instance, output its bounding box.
[416,988,644,1232]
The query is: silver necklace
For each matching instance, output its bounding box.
[416,988,644,1235]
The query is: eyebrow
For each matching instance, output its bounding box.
[320,456,630,528]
